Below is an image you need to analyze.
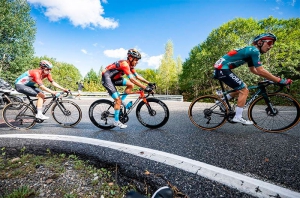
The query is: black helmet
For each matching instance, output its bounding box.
[252,33,277,44]
[127,49,141,59]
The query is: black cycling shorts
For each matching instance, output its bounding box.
[101,72,126,98]
[214,69,245,90]
[15,84,42,97]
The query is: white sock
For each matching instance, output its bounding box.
[235,106,243,119]
[37,107,42,115]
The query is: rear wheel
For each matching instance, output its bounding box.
[248,93,300,133]
[2,102,36,130]
[188,95,227,130]
[52,100,82,127]
[89,99,115,129]
[136,98,169,129]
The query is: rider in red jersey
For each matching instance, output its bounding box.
[15,60,69,120]
[101,49,153,129]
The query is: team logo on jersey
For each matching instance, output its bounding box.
[229,73,242,85]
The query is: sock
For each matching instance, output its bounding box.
[37,107,42,115]
[222,94,232,101]
[235,106,243,119]
[114,109,120,121]
[121,93,127,101]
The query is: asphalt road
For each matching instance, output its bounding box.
[0,98,299,197]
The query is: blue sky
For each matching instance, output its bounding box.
[27,0,299,77]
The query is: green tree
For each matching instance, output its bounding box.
[0,0,36,83]
[157,40,181,95]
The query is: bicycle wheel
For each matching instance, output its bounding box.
[136,98,169,129]
[2,102,36,130]
[248,93,300,133]
[89,99,115,129]
[188,95,227,130]
[52,100,82,127]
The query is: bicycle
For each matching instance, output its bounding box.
[2,91,82,130]
[89,84,170,129]
[0,89,23,109]
[188,79,300,133]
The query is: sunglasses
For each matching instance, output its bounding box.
[43,68,52,71]
[262,40,274,46]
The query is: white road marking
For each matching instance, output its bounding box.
[0,134,299,198]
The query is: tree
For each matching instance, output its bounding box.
[157,40,182,95]
[0,0,36,83]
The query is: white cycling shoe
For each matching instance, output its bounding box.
[35,114,49,120]
[232,116,253,125]
[113,121,127,129]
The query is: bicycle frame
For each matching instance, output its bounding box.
[219,80,283,115]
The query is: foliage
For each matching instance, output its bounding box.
[0,0,36,83]
[157,40,182,95]
[179,17,300,101]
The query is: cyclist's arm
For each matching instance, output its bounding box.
[129,77,147,89]
[135,74,149,84]
[51,81,68,92]
[39,84,56,95]
[249,66,281,82]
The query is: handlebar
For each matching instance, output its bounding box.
[258,80,290,93]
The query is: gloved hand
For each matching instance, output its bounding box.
[144,86,153,92]
[278,78,292,85]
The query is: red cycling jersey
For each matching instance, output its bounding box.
[103,60,137,80]
[15,69,53,86]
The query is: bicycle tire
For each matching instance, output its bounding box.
[188,95,227,130]
[52,100,82,127]
[89,99,115,129]
[136,98,169,129]
[248,93,300,133]
[2,102,36,130]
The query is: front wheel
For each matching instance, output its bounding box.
[52,100,82,127]
[2,102,36,130]
[188,95,228,130]
[248,93,300,133]
[89,99,115,129]
[136,98,169,129]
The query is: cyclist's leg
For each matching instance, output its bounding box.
[215,69,252,125]
[102,74,127,129]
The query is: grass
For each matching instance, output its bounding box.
[0,147,138,198]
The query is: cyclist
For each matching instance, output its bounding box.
[15,60,69,120]
[213,33,292,125]
[101,48,153,129]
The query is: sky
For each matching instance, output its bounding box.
[27,0,300,77]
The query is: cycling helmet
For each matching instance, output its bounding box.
[252,33,277,44]
[127,49,141,59]
[39,60,53,69]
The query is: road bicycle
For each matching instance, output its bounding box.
[2,91,82,130]
[89,84,169,129]
[188,79,300,133]
[0,89,23,109]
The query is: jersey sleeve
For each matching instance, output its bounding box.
[119,61,133,76]
[47,73,54,82]
[248,47,262,68]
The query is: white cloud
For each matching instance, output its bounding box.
[27,0,118,29]
[103,48,163,69]
[81,49,87,54]
[103,48,127,59]
[142,54,163,69]
[101,0,108,3]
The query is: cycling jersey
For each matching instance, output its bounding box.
[102,60,138,99]
[214,46,262,69]
[103,60,138,80]
[15,69,53,86]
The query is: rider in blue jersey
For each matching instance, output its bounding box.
[214,33,292,125]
